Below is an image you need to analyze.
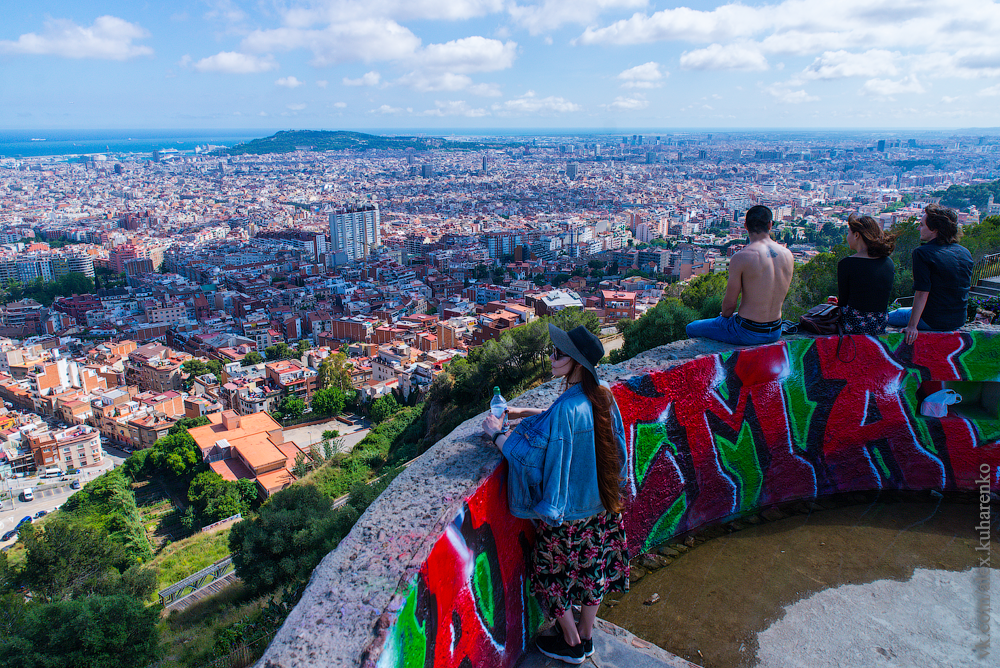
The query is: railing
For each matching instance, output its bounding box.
[972,252,1000,286]
[157,556,234,606]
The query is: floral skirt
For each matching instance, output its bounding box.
[842,305,887,335]
[530,511,630,619]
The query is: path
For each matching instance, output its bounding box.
[166,572,240,612]
[283,414,371,454]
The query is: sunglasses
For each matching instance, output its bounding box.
[549,346,570,361]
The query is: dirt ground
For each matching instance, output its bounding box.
[601,501,995,668]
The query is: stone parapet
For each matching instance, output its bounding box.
[258,327,1000,668]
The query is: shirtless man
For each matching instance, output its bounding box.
[685,205,794,345]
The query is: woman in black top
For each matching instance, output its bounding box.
[838,214,897,335]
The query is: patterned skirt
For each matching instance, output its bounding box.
[841,305,887,335]
[530,510,630,619]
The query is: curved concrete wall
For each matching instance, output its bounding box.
[258,330,1000,668]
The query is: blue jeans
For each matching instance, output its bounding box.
[886,308,932,330]
[686,315,782,345]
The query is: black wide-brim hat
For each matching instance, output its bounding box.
[547,323,604,383]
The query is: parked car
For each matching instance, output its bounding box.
[17,516,32,528]
[1,530,16,542]
[33,510,47,519]
[70,480,82,490]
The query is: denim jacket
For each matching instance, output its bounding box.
[501,383,628,526]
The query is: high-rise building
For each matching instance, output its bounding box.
[329,204,381,264]
[421,164,434,178]
[566,162,579,180]
[877,140,886,152]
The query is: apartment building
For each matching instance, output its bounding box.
[188,410,306,497]
[264,359,317,407]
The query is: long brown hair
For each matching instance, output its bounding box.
[566,361,623,513]
[924,204,962,243]
[848,213,897,258]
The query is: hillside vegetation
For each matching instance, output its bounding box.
[223,130,517,155]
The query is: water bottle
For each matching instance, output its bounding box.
[490,387,508,428]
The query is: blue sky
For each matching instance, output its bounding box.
[3,1,1000,130]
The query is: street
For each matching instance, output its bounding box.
[283,414,372,454]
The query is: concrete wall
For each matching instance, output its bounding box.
[258,329,1000,668]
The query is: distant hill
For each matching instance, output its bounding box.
[222,130,515,155]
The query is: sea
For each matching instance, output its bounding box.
[0,129,275,159]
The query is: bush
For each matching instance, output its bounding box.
[229,485,342,595]
[609,298,697,363]
[0,595,160,668]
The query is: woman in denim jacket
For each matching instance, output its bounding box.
[482,324,629,665]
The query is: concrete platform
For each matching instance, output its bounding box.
[518,619,701,668]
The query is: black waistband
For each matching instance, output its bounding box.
[735,315,783,333]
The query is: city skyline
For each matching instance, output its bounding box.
[4,1,1000,130]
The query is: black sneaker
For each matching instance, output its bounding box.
[536,634,585,664]
[582,637,594,657]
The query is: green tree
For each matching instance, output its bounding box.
[265,342,292,361]
[296,339,311,356]
[229,485,340,594]
[609,298,698,364]
[316,352,353,392]
[279,395,305,420]
[168,415,211,435]
[680,272,729,310]
[552,273,570,287]
[311,387,347,416]
[0,595,161,668]
[292,452,311,478]
[18,519,156,603]
[370,394,400,424]
[151,431,201,477]
[242,351,263,366]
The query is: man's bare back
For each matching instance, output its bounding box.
[724,238,794,323]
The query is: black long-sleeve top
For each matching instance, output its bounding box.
[837,255,895,313]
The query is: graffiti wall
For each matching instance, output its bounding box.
[374,332,1000,668]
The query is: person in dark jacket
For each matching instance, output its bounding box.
[887,204,973,344]
[482,324,628,665]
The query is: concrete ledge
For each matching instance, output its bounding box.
[259,326,1000,668]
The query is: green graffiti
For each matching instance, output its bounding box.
[716,352,734,401]
[783,339,819,451]
[472,552,495,627]
[882,332,905,353]
[644,494,687,552]
[378,584,426,668]
[634,422,671,485]
[524,574,544,636]
[715,421,763,512]
[958,332,1000,381]
[870,445,892,482]
[901,371,936,453]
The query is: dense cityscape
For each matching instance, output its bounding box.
[0,129,998,667]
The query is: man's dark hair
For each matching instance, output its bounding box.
[924,204,961,243]
[745,205,773,235]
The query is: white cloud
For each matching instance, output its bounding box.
[423,100,489,117]
[765,84,819,104]
[978,83,1000,96]
[243,19,421,66]
[680,43,768,71]
[316,80,329,88]
[861,75,925,97]
[494,91,582,115]
[509,0,648,35]
[276,76,304,88]
[287,103,307,110]
[281,0,503,26]
[617,62,665,88]
[605,96,649,111]
[397,72,473,92]
[193,52,278,74]
[0,15,153,60]
[800,50,899,80]
[204,0,248,27]
[415,36,516,74]
[575,0,1000,82]
[371,104,406,114]
[333,101,347,108]
[469,82,502,96]
[343,71,382,86]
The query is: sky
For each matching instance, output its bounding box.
[3,1,1000,131]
